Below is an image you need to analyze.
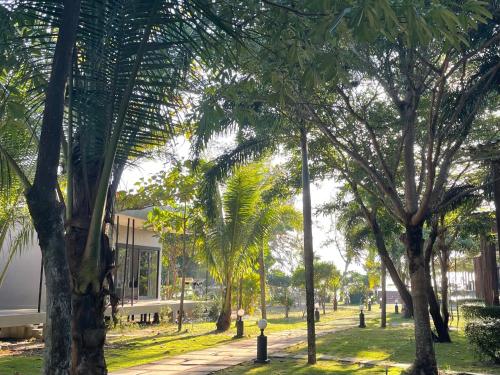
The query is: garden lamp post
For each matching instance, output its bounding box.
[255,319,270,364]
[395,299,399,314]
[235,309,245,338]
[359,305,366,328]
[314,302,320,322]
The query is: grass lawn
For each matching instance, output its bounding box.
[218,357,404,374]
[286,311,500,374]
[0,305,365,375]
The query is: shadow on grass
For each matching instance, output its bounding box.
[108,325,226,347]
[220,358,402,374]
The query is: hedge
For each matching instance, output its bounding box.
[465,318,500,363]
[461,303,500,320]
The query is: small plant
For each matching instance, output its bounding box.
[465,318,500,363]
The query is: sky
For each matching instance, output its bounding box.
[119,136,356,273]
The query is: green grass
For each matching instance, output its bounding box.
[0,355,42,375]
[6,306,492,375]
[0,306,365,375]
[218,357,403,374]
[286,312,500,374]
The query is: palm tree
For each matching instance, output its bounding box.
[253,193,301,320]
[202,163,264,331]
[0,3,80,373]
[0,1,236,372]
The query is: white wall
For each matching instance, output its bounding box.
[0,228,45,310]
[0,214,161,311]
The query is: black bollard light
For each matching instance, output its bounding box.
[368,300,372,311]
[255,319,270,364]
[395,300,399,314]
[235,309,245,338]
[359,305,366,328]
[314,303,320,322]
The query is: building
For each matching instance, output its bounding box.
[0,208,199,339]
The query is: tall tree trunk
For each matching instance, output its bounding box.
[258,243,267,319]
[178,245,187,331]
[178,211,188,332]
[333,289,338,311]
[439,254,450,329]
[381,263,386,328]
[370,216,413,318]
[437,231,450,330]
[25,2,80,373]
[216,282,232,331]
[300,127,316,365]
[28,199,73,375]
[431,255,438,299]
[406,224,438,375]
[493,161,500,279]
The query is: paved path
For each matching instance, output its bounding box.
[111,317,359,375]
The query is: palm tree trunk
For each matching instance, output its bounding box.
[381,263,386,328]
[258,243,267,319]
[25,1,80,372]
[300,127,316,365]
[67,227,109,375]
[71,289,107,374]
[216,282,232,331]
[406,224,438,375]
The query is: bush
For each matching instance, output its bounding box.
[465,318,500,363]
[206,300,220,322]
[461,304,500,320]
[192,302,210,321]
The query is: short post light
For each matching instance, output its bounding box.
[359,304,366,328]
[314,302,320,322]
[255,319,270,364]
[367,298,372,311]
[235,309,245,338]
[395,299,399,314]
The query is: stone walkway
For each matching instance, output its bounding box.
[111,317,359,375]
